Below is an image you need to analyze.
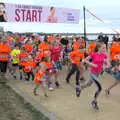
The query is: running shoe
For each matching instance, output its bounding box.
[76,87,81,97]
[66,78,70,84]
[91,100,99,110]
[20,76,22,80]
[55,81,60,88]
[49,87,54,91]
[44,94,48,97]
[33,89,38,96]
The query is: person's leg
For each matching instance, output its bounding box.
[31,72,34,81]
[54,71,60,87]
[41,81,48,97]
[25,72,30,81]
[1,61,8,80]
[11,64,17,79]
[91,74,102,110]
[0,62,2,75]
[75,67,81,97]
[105,81,120,95]
[47,74,54,91]
[66,64,76,83]
[81,79,93,89]
[54,62,62,87]
[19,66,23,80]
[79,66,85,83]
[76,67,80,86]
[33,83,40,96]
[93,80,102,101]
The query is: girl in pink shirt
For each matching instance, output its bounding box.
[82,43,110,110]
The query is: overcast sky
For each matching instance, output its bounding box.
[1,0,120,33]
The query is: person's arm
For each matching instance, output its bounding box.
[82,54,97,68]
[104,53,111,68]
[82,55,91,62]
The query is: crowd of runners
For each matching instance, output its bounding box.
[0,32,120,110]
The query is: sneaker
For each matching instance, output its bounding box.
[48,81,52,88]
[25,78,29,81]
[20,76,22,80]
[13,75,17,79]
[44,94,48,97]
[76,87,81,97]
[49,87,54,91]
[55,81,60,88]
[91,100,99,110]
[33,89,38,96]
[66,78,70,84]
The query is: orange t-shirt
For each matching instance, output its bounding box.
[24,44,33,53]
[69,50,85,65]
[47,36,55,42]
[87,42,96,54]
[23,61,36,72]
[0,43,11,61]
[73,41,80,51]
[110,45,120,61]
[38,43,50,51]
[19,52,29,66]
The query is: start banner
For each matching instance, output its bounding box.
[0,3,80,24]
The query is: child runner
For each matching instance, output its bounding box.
[66,46,85,97]
[10,45,21,79]
[50,41,62,88]
[19,47,29,80]
[105,57,120,95]
[82,43,110,110]
[23,55,36,81]
[33,57,51,97]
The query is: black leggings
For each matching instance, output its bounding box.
[25,72,34,81]
[0,61,8,73]
[94,80,102,100]
[66,63,80,85]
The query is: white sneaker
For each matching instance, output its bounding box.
[49,87,54,91]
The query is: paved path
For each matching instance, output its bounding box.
[8,68,120,120]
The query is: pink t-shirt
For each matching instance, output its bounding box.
[90,52,107,74]
[50,46,62,62]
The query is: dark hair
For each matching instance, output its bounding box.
[41,57,48,62]
[44,35,48,42]
[76,37,80,41]
[0,3,5,7]
[94,43,103,52]
[14,44,19,47]
[50,7,54,11]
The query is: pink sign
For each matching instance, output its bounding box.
[0,3,80,24]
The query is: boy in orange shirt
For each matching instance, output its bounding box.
[38,39,50,51]
[66,46,85,97]
[19,48,29,80]
[23,55,36,81]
